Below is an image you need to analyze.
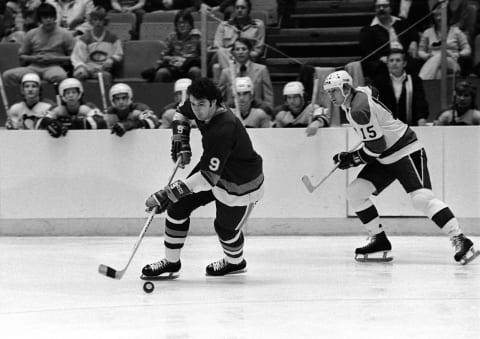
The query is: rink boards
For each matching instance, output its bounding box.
[0,126,478,235]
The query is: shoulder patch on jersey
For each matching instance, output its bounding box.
[350,92,371,125]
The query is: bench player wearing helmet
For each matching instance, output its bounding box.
[105,83,160,136]
[324,70,478,265]
[274,81,330,136]
[232,76,271,128]
[36,77,107,137]
[142,78,264,277]
[159,78,193,129]
[6,73,53,129]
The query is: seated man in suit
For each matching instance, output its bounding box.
[374,48,429,126]
[217,37,273,114]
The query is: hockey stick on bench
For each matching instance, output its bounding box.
[98,158,182,280]
[302,141,362,193]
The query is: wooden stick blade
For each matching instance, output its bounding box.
[301,175,316,193]
[98,264,121,279]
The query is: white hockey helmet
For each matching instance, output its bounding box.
[174,78,192,93]
[235,76,254,94]
[283,81,304,97]
[59,78,83,100]
[21,73,41,87]
[109,83,133,106]
[323,70,353,92]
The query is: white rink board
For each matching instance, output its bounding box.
[0,127,478,221]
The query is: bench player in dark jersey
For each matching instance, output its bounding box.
[142,78,264,277]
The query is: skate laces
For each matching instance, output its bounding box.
[451,235,463,251]
[211,258,228,271]
[149,259,169,272]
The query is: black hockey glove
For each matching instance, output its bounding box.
[111,122,127,137]
[145,180,193,214]
[333,151,364,169]
[41,117,67,138]
[171,120,191,168]
[333,148,379,170]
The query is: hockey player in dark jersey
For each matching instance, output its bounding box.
[36,78,107,137]
[105,83,160,136]
[323,70,478,265]
[142,77,264,277]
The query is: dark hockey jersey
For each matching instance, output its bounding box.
[178,101,264,206]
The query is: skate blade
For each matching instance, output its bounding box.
[460,249,480,265]
[206,268,247,277]
[355,251,393,263]
[140,272,180,281]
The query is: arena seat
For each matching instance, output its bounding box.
[117,40,165,82]
[107,23,132,41]
[0,43,21,73]
[107,12,136,28]
[143,10,177,23]
[139,22,174,40]
[474,34,480,67]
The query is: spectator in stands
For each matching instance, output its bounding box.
[374,48,428,126]
[110,0,145,38]
[435,81,480,125]
[71,6,123,83]
[5,72,53,129]
[153,9,201,82]
[36,77,107,137]
[2,2,75,86]
[390,0,431,33]
[105,83,160,136]
[48,0,94,36]
[159,78,193,128]
[417,5,471,80]
[449,0,478,42]
[1,1,27,43]
[217,37,273,113]
[146,0,199,12]
[359,0,419,82]
[232,76,271,128]
[204,0,235,20]
[213,0,265,76]
[273,81,330,136]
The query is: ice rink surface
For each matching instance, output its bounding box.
[1,236,479,339]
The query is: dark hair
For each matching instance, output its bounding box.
[388,48,406,61]
[89,6,108,24]
[36,1,57,20]
[174,9,194,29]
[233,37,253,51]
[236,0,252,13]
[455,81,477,109]
[188,78,223,103]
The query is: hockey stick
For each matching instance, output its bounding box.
[97,72,108,113]
[98,158,182,280]
[0,73,10,113]
[301,141,362,193]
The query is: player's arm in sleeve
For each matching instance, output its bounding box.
[71,104,107,129]
[333,94,386,169]
[130,103,160,129]
[305,105,330,136]
[6,103,21,129]
[35,106,68,138]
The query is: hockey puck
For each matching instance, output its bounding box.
[143,281,154,293]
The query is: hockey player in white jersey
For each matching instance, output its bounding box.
[274,81,330,136]
[323,70,478,265]
[6,73,53,129]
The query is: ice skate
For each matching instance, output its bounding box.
[355,231,393,262]
[451,234,480,265]
[141,259,181,280]
[206,258,247,276]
